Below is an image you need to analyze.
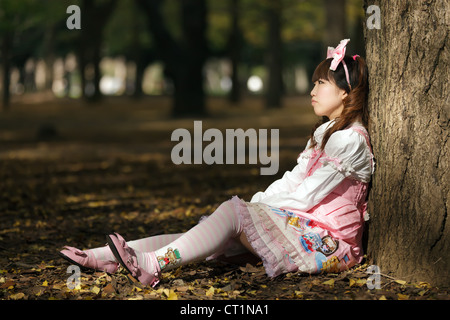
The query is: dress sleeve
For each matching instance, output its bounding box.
[250,139,312,203]
[254,129,372,211]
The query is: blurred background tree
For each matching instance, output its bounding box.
[0,0,365,115]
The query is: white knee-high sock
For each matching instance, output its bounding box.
[137,199,243,273]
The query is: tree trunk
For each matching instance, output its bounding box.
[136,0,207,117]
[43,25,56,91]
[174,0,207,117]
[1,33,12,111]
[227,0,241,104]
[324,0,346,47]
[364,0,449,287]
[78,0,118,102]
[265,1,283,108]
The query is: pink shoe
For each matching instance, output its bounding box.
[106,233,161,287]
[59,246,119,274]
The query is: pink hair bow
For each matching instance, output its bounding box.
[327,39,351,88]
[327,39,349,71]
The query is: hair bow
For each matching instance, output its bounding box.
[326,39,351,88]
[327,39,350,71]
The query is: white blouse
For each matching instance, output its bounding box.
[250,120,374,212]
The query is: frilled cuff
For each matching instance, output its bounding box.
[319,156,370,182]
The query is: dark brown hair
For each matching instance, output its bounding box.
[309,55,369,150]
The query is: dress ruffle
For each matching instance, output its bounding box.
[233,193,365,277]
[235,196,300,277]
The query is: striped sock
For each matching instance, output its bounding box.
[85,233,183,262]
[137,199,243,273]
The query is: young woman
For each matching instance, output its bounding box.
[60,39,374,287]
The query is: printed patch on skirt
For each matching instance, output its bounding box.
[268,206,318,231]
[299,233,339,256]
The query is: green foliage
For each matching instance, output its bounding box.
[0,0,365,62]
[103,0,153,57]
[0,0,66,33]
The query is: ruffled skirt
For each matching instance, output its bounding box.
[229,195,364,278]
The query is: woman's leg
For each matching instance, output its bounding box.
[85,233,183,262]
[134,199,252,273]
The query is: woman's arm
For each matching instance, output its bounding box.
[254,129,372,211]
[250,140,312,203]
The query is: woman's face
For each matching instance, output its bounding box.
[310,79,347,120]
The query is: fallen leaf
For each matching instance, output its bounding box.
[10,292,25,300]
[239,263,260,273]
[322,279,335,287]
[133,286,142,292]
[163,288,170,297]
[103,283,115,294]
[42,280,48,287]
[395,280,407,286]
[91,286,101,295]
[417,282,431,289]
[167,290,178,300]
[175,286,189,292]
[418,290,428,296]
[349,279,356,287]
[397,293,409,300]
[205,286,215,296]
[0,280,15,289]
[163,289,178,300]
[52,283,64,290]
[356,279,367,286]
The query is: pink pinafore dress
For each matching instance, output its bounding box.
[232,126,373,277]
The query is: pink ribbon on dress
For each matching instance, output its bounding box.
[327,39,351,89]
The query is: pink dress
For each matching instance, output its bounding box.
[233,120,375,277]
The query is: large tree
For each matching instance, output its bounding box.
[364,0,449,287]
[265,1,283,108]
[77,0,118,102]
[0,0,64,110]
[136,0,208,117]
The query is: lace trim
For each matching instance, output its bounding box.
[319,157,371,183]
[320,156,355,175]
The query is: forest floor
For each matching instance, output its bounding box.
[0,93,448,305]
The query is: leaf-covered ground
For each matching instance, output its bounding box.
[0,94,449,301]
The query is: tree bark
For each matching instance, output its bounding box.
[364,0,449,287]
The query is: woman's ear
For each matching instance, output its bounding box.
[341,90,348,101]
